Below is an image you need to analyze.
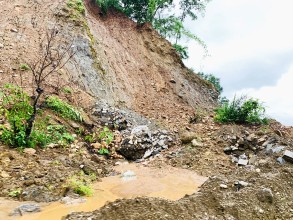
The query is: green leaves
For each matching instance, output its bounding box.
[0,85,78,148]
[173,44,189,59]
[67,0,85,15]
[214,96,269,125]
[95,0,209,59]
[96,0,122,15]
[197,72,223,95]
[45,96,83,122]
[98,127,113,145]
[0,85,33,147]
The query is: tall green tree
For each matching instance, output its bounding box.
[95,0,210,59]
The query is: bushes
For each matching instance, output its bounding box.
[95,0,122,15]
[215,96,268,125]
[0,85,78,148]
[66,172,95,196]
[0,85,33,147]
[46,96,83,122]
[197,72,223,95]
[67,0,85,14]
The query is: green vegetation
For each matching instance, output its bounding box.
[95,0,210,59]
[98,127,113,145]
[84,127,113,155]
[19,63,30,71]
[62,87,72,94]
[214,95,269,125]
[197,72,223,95]
[0,85,33,147]
[98,147,110,155]
[0,85,77,148]
[96,0,122,15]
[46,96,83,122]
[172,44,188,59]
[8,189,22,197]
[67,172,95,196]
[67,0,85,14]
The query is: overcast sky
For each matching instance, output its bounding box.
[183,0,293,126]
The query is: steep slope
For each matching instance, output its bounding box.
[0,0,217,129]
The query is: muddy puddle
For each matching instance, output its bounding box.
[0,163,207,220]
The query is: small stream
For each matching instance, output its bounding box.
[0,163,207,220]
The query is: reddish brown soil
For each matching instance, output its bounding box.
[1,1,293,220]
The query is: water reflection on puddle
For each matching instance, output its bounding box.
[0,163,207,220]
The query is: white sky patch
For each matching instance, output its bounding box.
[182,0,293,125]
[233,66,293,126]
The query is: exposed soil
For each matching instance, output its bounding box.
[0,0,293,220]
[67,120,293,220]
[0,143,113,202]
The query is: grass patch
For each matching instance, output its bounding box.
[46,96,83,122]
[67,0,85,15]
[67,172,95,196]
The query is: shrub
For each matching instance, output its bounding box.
[214,95,268,125]
[0,85,77,148]
[67,0,85,14]
[45,96,83,122]
[98,127,113,145]
[197,72,223,95]
[95,0,122,15]
[173,44,189,59]
[0,85,33,147]
[8,189,22,197]
[98,148,110,155]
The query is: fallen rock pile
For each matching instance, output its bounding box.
[93,101,176,160]
[221,130,291,166]
[118,126,174,160]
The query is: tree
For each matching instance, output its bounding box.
[95,0,210,59]
[25,27,75,139]
[121,0,172,24]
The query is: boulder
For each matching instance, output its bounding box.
[283,150,293,163]
[180,132,198,144]
[191,139,204,147]
[11,204,40,216]
[257,188,274,203]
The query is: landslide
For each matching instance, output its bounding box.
[67,119,293,220]
[0,0,217,130]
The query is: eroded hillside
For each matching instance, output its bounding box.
[1,1,293,220]
[0,0,217,130]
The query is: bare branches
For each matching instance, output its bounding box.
[24,26,76,138]
[28,26,76,94]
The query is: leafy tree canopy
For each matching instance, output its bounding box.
[95,0,210,59]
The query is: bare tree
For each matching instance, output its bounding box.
[26,26,75,139]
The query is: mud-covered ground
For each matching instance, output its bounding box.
[66,117,293,220]
[1,0,293,220]
[0,143,114,203]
